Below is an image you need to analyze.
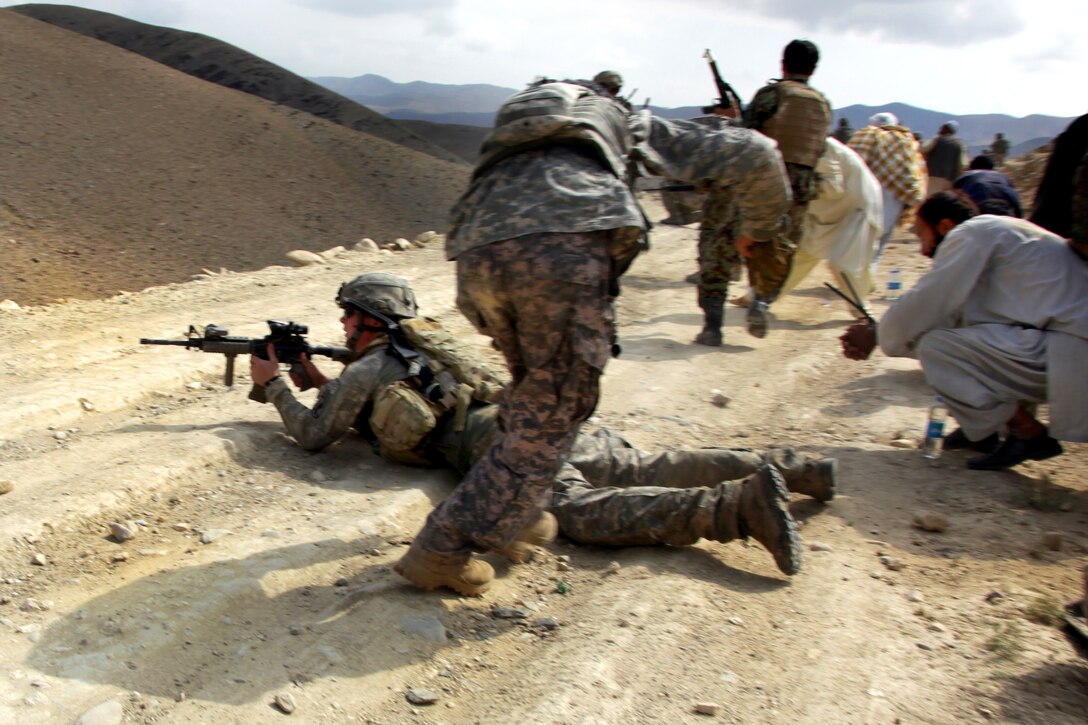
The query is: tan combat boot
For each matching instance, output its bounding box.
[764,448,837,502]
[790,458,837,502]
[394,543,494,597]
[496,511,558,563]
[735,466,803,576]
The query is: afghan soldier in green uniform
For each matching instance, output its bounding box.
[694,182,742,345]
[740,39,833,337]
[250,274,837,595]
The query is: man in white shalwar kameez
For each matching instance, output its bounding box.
[778,137,883,308]
[840,191,1088,470]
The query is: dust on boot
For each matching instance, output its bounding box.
[763,447,837,502]
[712,465,803,575]
[495,511,558,563]
[394,542,494,596]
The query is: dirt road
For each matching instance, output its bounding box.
[1,195,1085,724]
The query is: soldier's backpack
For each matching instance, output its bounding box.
[368,317,508,463]
[399,316,506,404]
[475,80,634,180]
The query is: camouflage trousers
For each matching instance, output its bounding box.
[553,429,804,546]
[746,165,816,300]
[661,185,703,225]
[415,232,614,554]
[696,188,742,305]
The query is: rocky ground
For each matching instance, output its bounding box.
[0,193,1085,724]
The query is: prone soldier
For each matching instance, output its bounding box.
[250,274,839,594]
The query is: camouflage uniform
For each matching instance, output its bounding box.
[696,184,742,304]
[743,74,831,301]
[553,430,822,546]
[661,181,703,225]
[419,231,615,554]
[414,111,791,558]
[640,115,792,343]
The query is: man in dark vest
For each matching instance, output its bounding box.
[923,121,967,195]
[735,39,832,338]
[832,117,854,144]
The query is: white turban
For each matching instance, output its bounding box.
[869,112,898,127]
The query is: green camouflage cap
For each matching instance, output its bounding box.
[336,272,418,321]
[593,70,623,93]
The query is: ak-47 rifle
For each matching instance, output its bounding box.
[701,49,743,117]
[140,320,352,403]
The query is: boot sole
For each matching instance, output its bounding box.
[750,467,803,576]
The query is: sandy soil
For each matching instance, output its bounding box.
[0,193,1084,724]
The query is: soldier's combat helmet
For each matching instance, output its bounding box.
[336,272,418,326]
[593,70,623,94]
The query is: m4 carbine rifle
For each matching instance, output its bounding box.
[701,48,743,117]
[140,320,352,403]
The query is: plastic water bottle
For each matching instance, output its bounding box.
[884,268,902,301]
[922,396,948,459]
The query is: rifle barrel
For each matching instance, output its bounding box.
[139,338,194,346]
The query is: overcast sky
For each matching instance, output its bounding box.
[38,0,1085,118]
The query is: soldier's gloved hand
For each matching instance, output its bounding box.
[249,343,282,386]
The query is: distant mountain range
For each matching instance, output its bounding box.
[313,74,1073,159]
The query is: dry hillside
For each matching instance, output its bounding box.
[0,8,470,308]
[9,3,463,165]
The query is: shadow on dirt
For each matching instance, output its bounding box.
[25,538,497,705]
[116,419,458,503]
[786,444,1088,565]
[820,368,932,419]
[541,539,793,596]
[27,540,791,706]
[994,660,1088,723]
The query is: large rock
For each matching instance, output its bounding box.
[75,699,123,725]
[285,250,325,267]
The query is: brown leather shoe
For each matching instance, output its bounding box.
[394,544,494,596]
[737,466,803,576]
[496,512,558,563]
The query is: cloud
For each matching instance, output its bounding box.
[1016,34,1079,72]
[696,0,1023,47]
[291,0,455,18]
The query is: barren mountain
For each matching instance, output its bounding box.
[0,8,470,308]
[9,3,462,165]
